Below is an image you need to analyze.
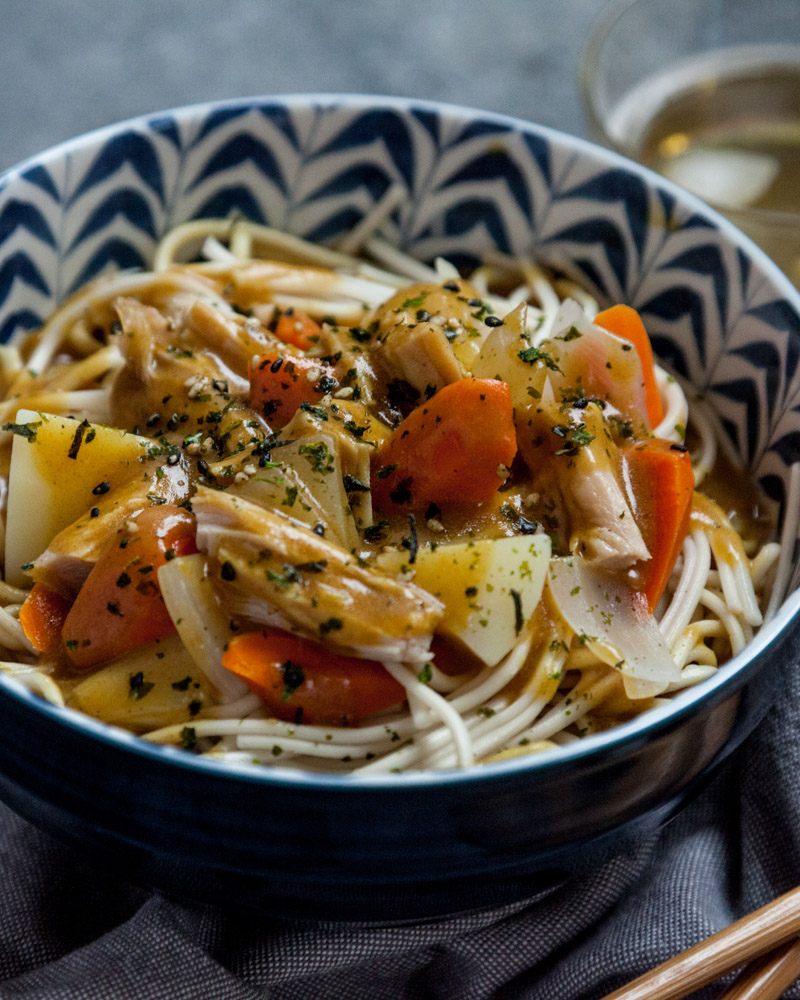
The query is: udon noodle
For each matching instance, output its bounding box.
[0,206,790,774]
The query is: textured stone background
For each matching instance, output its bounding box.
[0,0,601,171]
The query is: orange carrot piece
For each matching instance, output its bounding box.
[594,304,664,428]
[222,628,407,725]
[19,583,72,654]
[622,438,694,611]
[370,378,517,512]
[248,354,338,427]
[273,308,322,351]
[61,505,197,668]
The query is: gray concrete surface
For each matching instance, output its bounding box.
[0,0,601,171]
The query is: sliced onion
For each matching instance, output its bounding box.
[158,553,249,703]
[547,555,680,699]
[544,301,650,430]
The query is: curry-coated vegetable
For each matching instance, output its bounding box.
[273,308,323,351]
[622,438,694,610]
[248,354,338,427]
[62,505,198,668]
[594,304,664,428]
[370,378,517,512]
[222,628,407,725]
[19,583,71,654]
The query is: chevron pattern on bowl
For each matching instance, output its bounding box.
[1,97,798,503]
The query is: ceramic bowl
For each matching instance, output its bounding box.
[0,95,798,921]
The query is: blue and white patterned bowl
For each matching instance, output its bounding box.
[0,95,799,920]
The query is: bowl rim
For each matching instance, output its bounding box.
[1,91,799,792]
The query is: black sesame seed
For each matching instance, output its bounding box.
[670,443,689,452]
[485,315,504,327]
[90,507,100,518]
[167,452,181,466]
[467,297,483,307]
[443,280,460,292]
[416,309,432,322]
[92,481,111,495]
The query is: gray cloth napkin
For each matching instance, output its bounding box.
[0,634,798,1000]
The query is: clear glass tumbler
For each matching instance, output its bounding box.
[580,0,800,285]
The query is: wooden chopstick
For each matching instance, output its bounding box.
[597,884,800,1000]
[717,937,800,1000]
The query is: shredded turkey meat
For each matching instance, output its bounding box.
[192,486,444,663]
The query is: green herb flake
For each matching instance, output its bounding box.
[343,419,369,439]
[518,347,562,372]
[363,520,390,543]
[299,401,328,421]
[342,475,371,493]
[128,671,154,699]
[295,560,327,573]
[180,726,197,751]
[266,569,293,590]
[348,326,372,343]
[3,421,41,441]
[319,617,343,636]
[298,441,334,473]
[280,660,306,701]
[510,588,524,634]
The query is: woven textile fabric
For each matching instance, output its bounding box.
[0,635,798,1000]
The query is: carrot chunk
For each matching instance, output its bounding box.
[19,583,72,654]
[61,505,197,668]
[622,438,694,611]
[222,628,406,725]
[248,354,338,427]
[594,304,664,428]
[370,378,517,512]
[273,308,322,351]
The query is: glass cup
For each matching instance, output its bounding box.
[580,0,800,286]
